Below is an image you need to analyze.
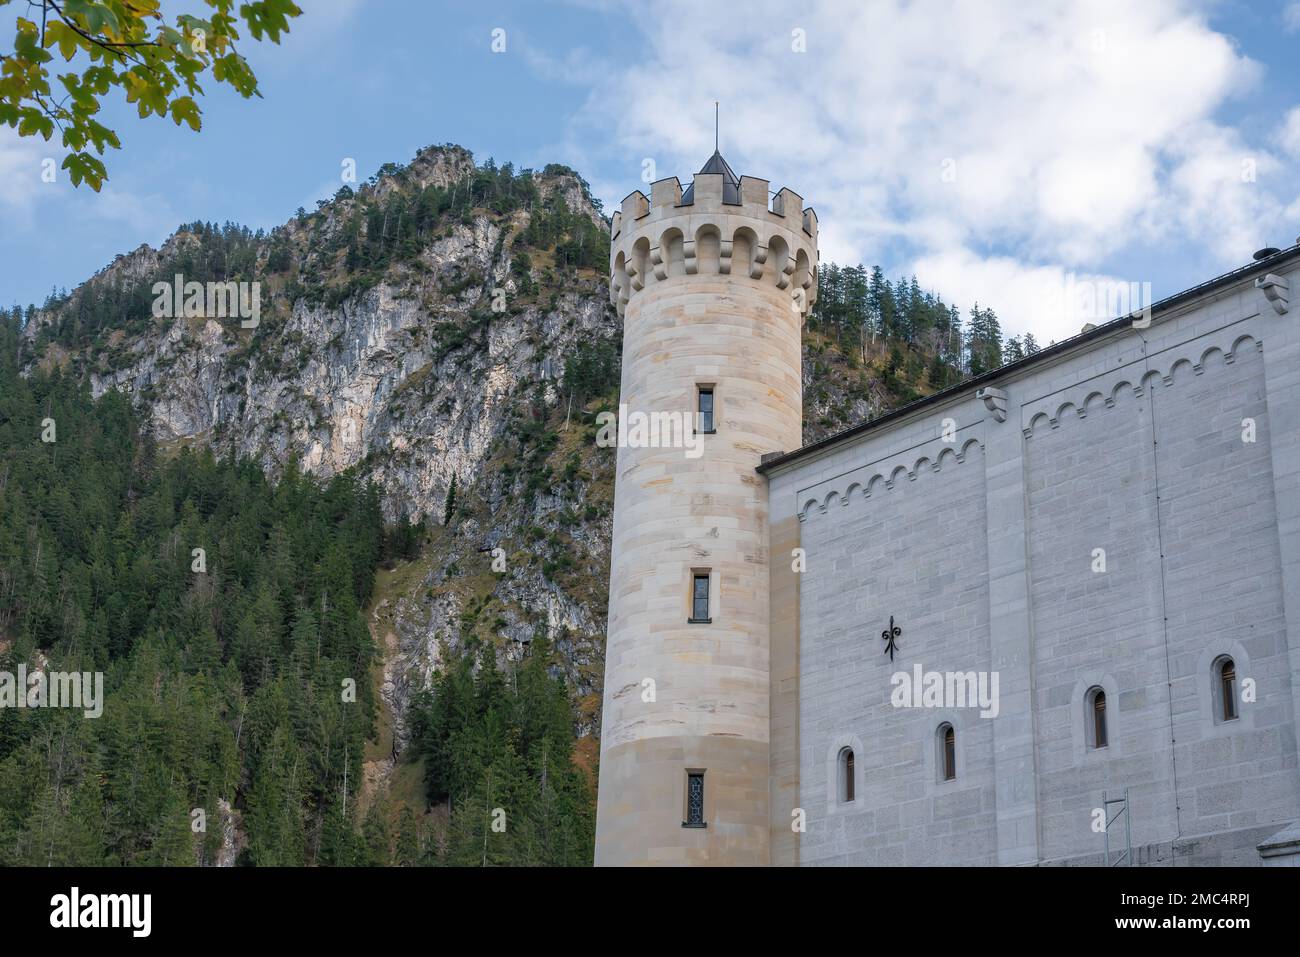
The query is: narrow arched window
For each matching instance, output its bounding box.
[1087,687,1108,749]
[1217,657,1238,722]
[837,747,855,803]
[938,723,956,781]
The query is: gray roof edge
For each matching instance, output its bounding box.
[757,242,1300,476]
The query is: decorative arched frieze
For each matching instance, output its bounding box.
[629,237,650,293]
[609,201,818,318]
[794,248,813,294]
[1021,333,1263,439]
[656,227,684,280]
[730,227,757,282]
[694,225,721,275]
[768,235,793,290]
[796,435,984,522]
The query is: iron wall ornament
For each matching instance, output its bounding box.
[882,616,901,661]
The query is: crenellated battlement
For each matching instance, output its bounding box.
[608,156,819,321]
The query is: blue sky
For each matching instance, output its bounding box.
[3,0,1300,344]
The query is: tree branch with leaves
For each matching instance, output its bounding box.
[0,0,302,190]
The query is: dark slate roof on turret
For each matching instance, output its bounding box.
[680,150,741,205]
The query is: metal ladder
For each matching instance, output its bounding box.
[1102,789,1132,866]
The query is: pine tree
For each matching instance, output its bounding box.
[443,475,457,527]
[244,724,306,866]
[966,304,1004,377]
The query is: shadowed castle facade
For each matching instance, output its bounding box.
[595,152,1300,867]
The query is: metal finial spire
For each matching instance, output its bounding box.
[714,101,719,152]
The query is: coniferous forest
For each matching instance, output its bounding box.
[810,262,1041,391]
[0,309,593,866]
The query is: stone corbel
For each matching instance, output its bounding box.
[792,287,808,320]
[1256,273,1290,315]
[749,245,768,280]
[719,240,733,275]
[977,386,1008,423]
[651,245,667,281]
[683,239,698,275]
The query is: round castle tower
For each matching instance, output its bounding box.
[595,152,818,865]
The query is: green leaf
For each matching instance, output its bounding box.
[17,107,54,139]
[5,0,300,187]
[44,22,82,61]
[62,151,107,191]
[169,95,201,131]
[64,0,121,37]
[240,0,303,42]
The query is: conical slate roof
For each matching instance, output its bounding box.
[680,150,741,205]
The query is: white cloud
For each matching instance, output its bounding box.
[0,126,180,261]
[1281,107,1300,159]
[81,182,177,237]
[1285,4,1300,33]
[0,126,57,222]
[913,248,1153,344]
[521,42,608,87]
[576,0,1300,341]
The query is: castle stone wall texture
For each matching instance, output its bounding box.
[796,440,998,864]
[769,259,1300,866]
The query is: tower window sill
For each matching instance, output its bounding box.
[681,822,708,829]
[687,618,712,625]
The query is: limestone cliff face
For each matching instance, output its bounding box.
[69,150,609,522]
[83,237,608,524]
